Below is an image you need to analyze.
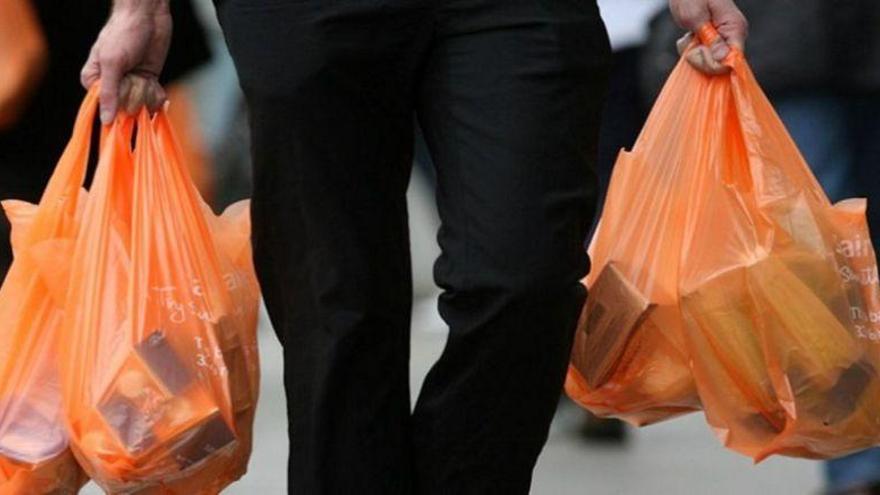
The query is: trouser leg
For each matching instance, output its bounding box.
[412,1,610,493]
[216,2,432,492]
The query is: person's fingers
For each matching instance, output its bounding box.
[709,0,748,52]
[98,55,124,124]
[670,0,742,74]
[671,0,747,71]
[717,13,748,51]
[679,30,729,74]
[145,81,166,112]
[670,0,710,32]
[122,76,147,115]
[685,45,730,75]
[80,46,100,90]
[676,33,694,56]
[685,47,707,72]
[118,75,167,115]
[708,36,730,61]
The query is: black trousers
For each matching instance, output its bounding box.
[215,1,610,493]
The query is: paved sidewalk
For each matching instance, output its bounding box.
[82,299,822,494]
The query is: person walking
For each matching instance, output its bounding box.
[80,0,746,493]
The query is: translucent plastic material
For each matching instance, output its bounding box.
[0,89,99,494]
[60,95,260,493]
[566,26,880,460]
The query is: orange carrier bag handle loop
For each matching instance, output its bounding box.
[155,108,231,308]
[24,85,100,247]
[695,23,744,66]
[99,113,136,156]
[696,23,722,47]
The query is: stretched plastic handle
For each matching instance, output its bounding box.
[23,85,100,246]
[39,84,99,200]
[696,23,721,46]
[695,23,743,66]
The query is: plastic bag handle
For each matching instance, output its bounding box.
[40,84,99,200]
[696,23,721,47]
[695,23,744,65]
[22,85,100,246]
[696,23,744,54]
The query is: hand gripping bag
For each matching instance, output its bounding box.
[0,89,99,494]
[566,25,880,460]
[60,102,260,494]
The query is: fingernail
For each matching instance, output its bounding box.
[100,109,113,125]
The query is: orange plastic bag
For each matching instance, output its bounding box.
[59,92,260,494]
[0,89,99,494]
[566,26,880,460]
[0,0,47,128]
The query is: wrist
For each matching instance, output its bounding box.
[113,0,168,16]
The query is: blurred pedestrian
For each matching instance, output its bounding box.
[82,0,747,493]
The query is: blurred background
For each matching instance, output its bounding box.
[4,0,880,493]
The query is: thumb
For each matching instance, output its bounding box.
[676,33,694,56]
[98,61,123,124]
[80,47,101,90]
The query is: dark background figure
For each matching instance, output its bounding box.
[0,0,211,276]
[642,2,880,494]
